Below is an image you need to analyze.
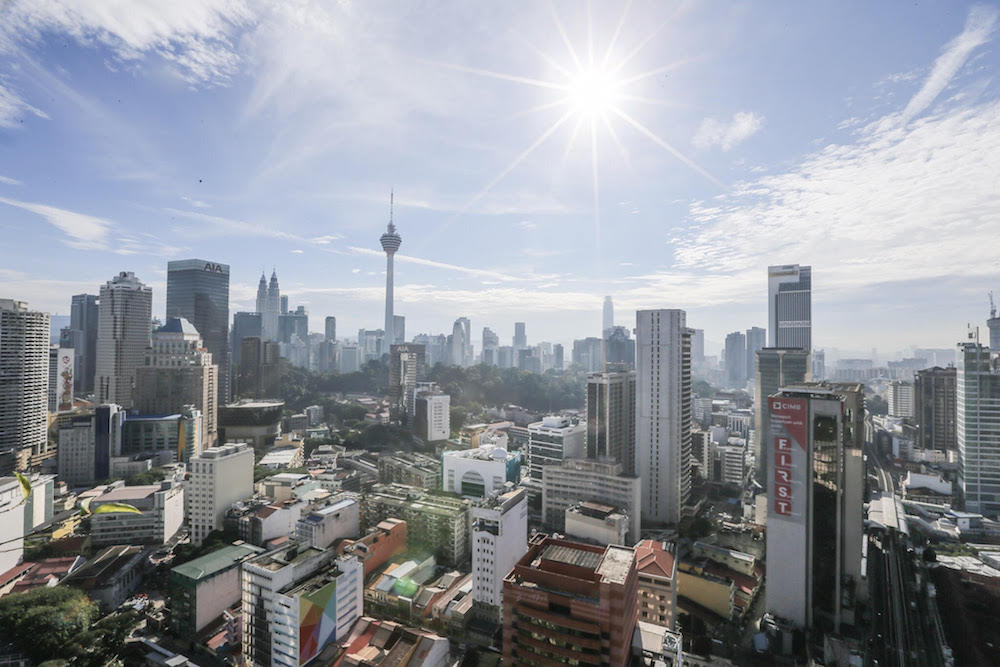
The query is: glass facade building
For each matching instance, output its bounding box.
[166,259,231,403]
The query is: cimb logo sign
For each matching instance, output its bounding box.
[772,401,802,411]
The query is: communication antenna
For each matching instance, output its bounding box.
[990,291,996,319]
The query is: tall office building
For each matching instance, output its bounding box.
[324,316,336,341]
[64,294,98,393]
[236,337,281,399]
[166,259,231,403]
[989,297,1000,352]
[766,385,864,633]
[957,342,1000,515]
[58,404,125,487]
[259,271,280,342]
[187,442,253,546]
[724,331,747,387]
[502,535,638,667]
[0,300,49,468]
[451,318,469,367]
[887,380,914,418]
[603,295,614,334]
[586,368,636,474]
[96,272,153,409]
[604,326,636,369]
[134,318,219,447]
[753,347,811,485]
[231,312,262,377]
[914,366,957,451]
[380,208,402,351]
[691,329,705,365]
[388,343,425,415]
[768,264,812,350]
[48,345,74,413]
[482,327,499,365]
[745,326,766,380]
[553,343,564,371]
[635,309,693,525]
[513,322,527,350]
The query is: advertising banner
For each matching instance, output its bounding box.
[769,396,808,524]
[57,349,74,412]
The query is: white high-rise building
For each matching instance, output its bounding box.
[525,416,585,505]
[471,487,527,622]
[957,342,1000,516]
[0,299,49,466]
[96,272,152,409]
[242,544,362,666]
[187,442,254,546]
[768,264,812,351]
[887,380,914,419]
[0,477,25,573]
[635,309,693,526]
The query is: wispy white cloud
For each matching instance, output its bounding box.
[900,5,997,123]
[692,111,763,151]
[166,208,305,241]
[0,175,22,186]
[515,220,537,230]
[290,249,304,254]
[347,246,522,283]
[310,234,343,245]
[180,196,211,208]
[0,196,111,249]
[1,0,252,87]
[0,81,49,128]
[674,13,1000,299]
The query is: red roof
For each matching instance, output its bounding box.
[0,563,34,589]
[635,540,675,579]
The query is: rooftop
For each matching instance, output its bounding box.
[249,543,326,572]
[635,540,676,579]
[540,543,602,570]
[596,545,635,585]
[172,543,264,581]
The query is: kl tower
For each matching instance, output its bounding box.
[380,192,402,354]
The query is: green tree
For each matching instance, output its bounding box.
[125,467,165,486]
[0,587,99,662]
[867,394,888,416]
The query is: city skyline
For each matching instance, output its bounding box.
[1,3,999,351]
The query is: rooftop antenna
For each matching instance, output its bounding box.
[990,291,996,319]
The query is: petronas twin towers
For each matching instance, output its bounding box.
[256,270,280,342]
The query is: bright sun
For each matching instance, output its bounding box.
[565,68,621,116]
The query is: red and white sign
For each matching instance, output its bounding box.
[770,397,807,521]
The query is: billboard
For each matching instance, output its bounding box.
[57,349,74,412]
[769,396,808,524]
[299,579,338,665]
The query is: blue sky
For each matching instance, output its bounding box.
[1,1,998,357]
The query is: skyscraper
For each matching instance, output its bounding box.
[264,271,280,342]
[513,321,526,350]
[766,385,864,633]
[482,327,499,365]
[604,326,636,369]
[393,314,405,345]
[603,295,614,334]
[63,294,98,393]
[230,311,261,377]
[914,366,957,451]
[380,201,402,352]
[134,318,219,447]
[989,294,1000,351]
[586,367,636,474]
[768,264,812,350]
[724,331,747,387]
[389,343,425,416]
[451,317,470,367]
[0,299,48,468]
[324,316,336,341]
[255,273,266,317]
[635,309,692,525]
[96,272,152,409]
[166,259,231,403]
[956,342,1000,515]
[745,326,766,380]
[753,347,811,485]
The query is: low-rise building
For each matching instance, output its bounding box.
[295,496,361,549]
[260,473,312,502]
[64,545,145,612]
[169,542,264,634]
[218,399,284,451]
[336,617,450,667]
[541,458,642,543]
[362,484,470,566]
[339,518,408,577]
[442,444,521,498]
[635,540,677,629]
[88,482,184,546]
[258,441,305,470]
[229,499,306,547]
[903,471,954,505]
[378,452,440,489]
[120,407,203,464]
[563,501,629,546]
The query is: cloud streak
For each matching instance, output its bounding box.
[693,111,763,151]
[0,196,111,249]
